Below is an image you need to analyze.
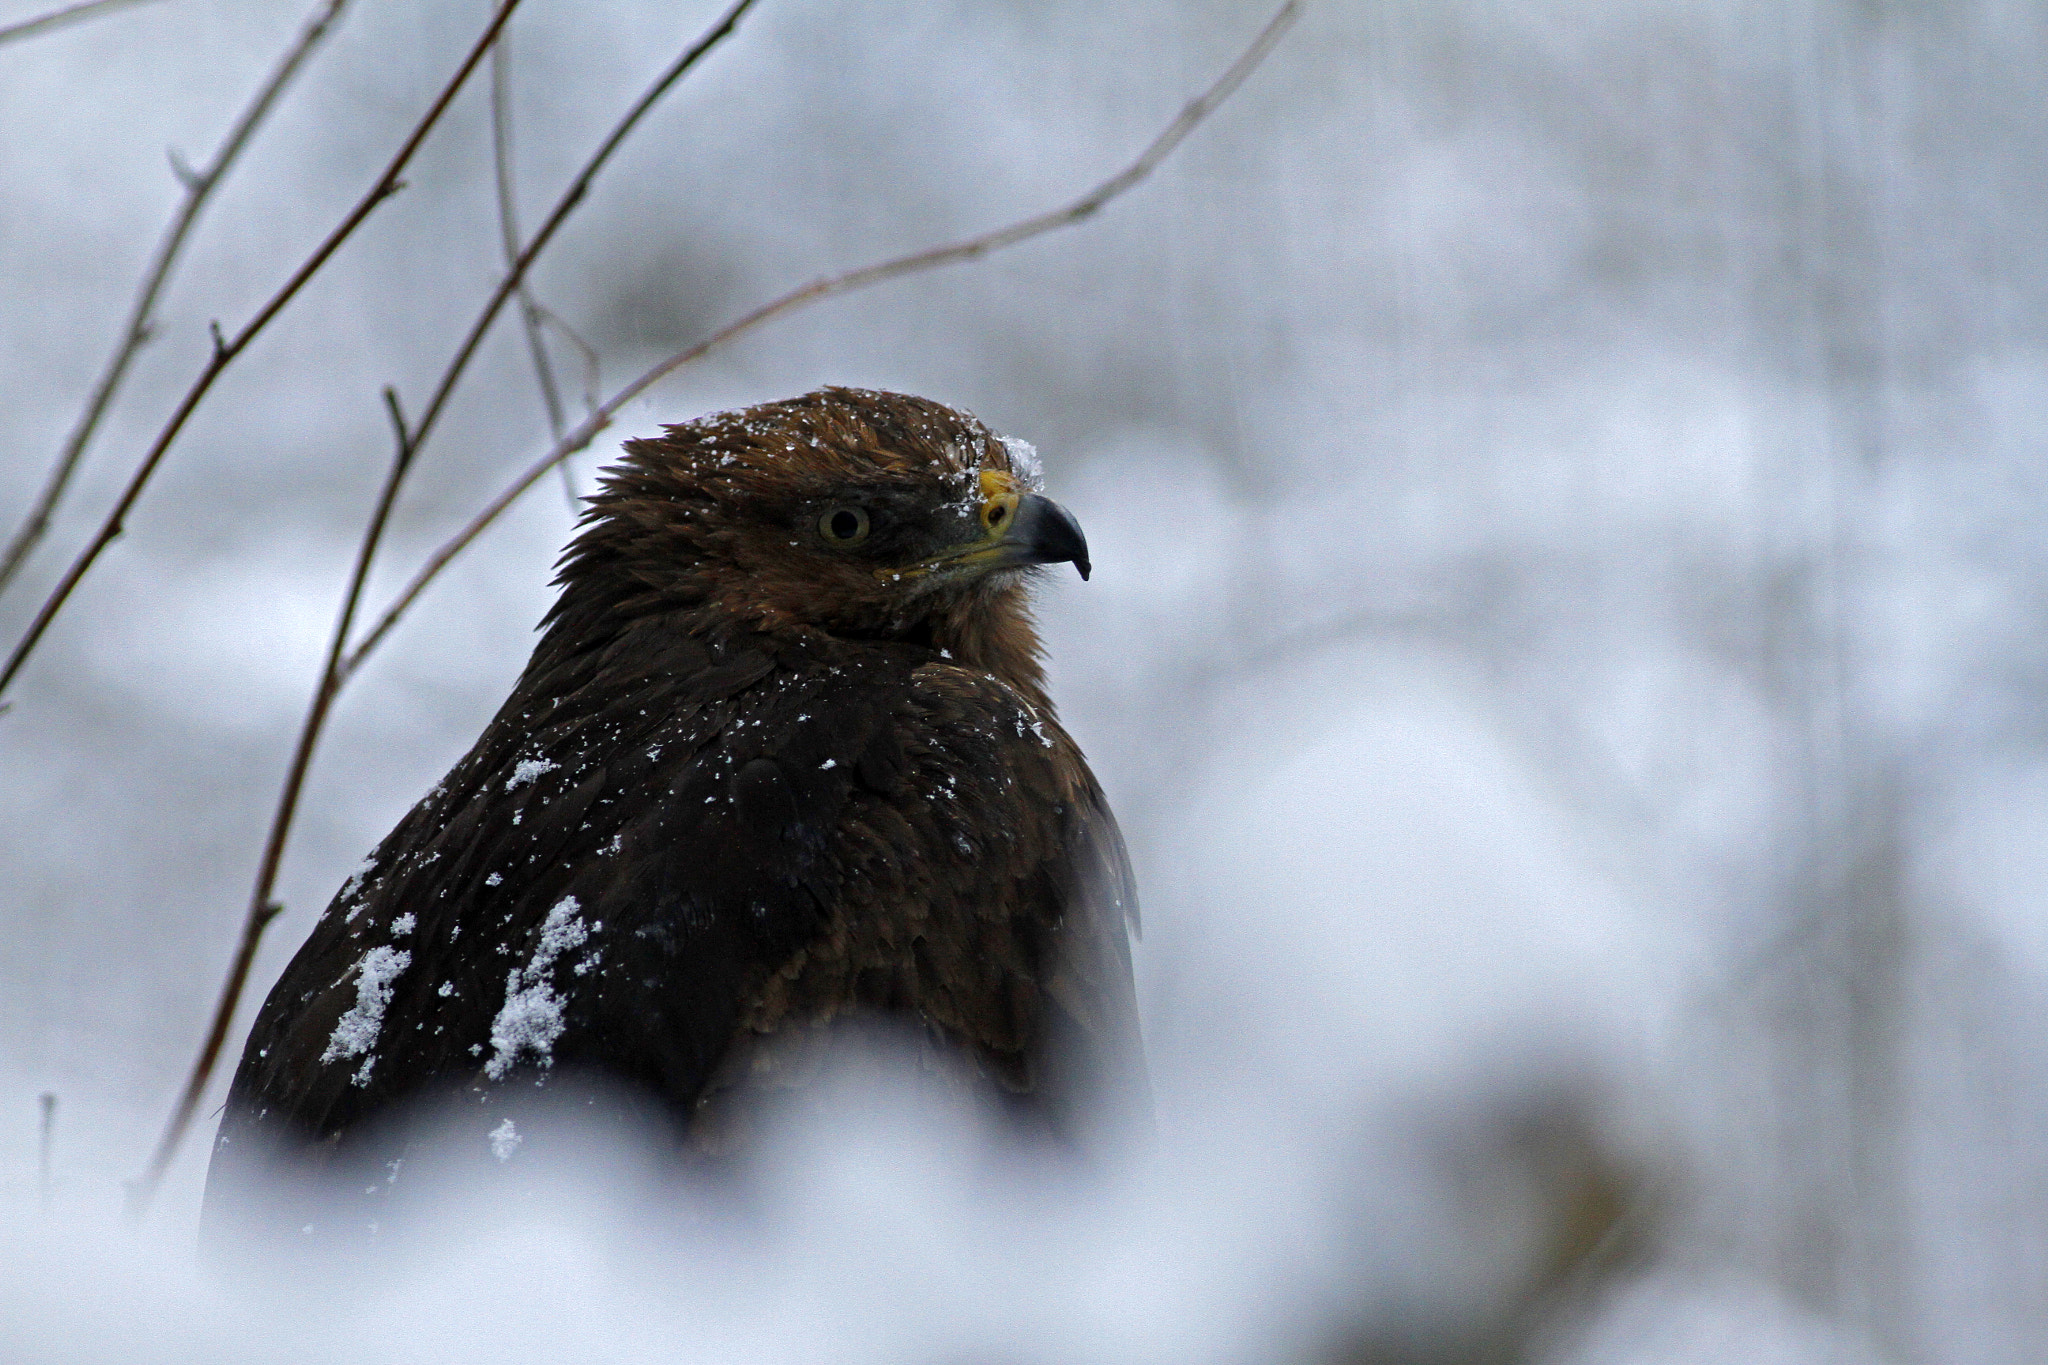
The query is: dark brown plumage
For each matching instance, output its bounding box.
[205,388,1142,1238]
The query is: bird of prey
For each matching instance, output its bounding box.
[205,388,1143,1239]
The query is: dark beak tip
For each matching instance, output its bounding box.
[1018,493,1091,582]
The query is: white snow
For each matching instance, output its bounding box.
[336,854,376,904]
[390,913,416,936]
[999,434,1044,490]
[483,896,593,1081]
[337,853,379,922]
[318,946,413,1086]
[485,983,564,1081]
[487,1118,521,1162]
[504,757,559,792]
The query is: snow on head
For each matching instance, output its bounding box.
[999,435,1044,490]
[484,896,595,1081]
[505,757,558,791]
[319,945,413,1086]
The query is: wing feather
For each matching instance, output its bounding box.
[209,633,1145,1212]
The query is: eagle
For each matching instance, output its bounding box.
[204,388,1144,1240]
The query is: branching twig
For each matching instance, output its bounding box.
[486,0,577,509]
[0,0,525,707]
[373,0,758,532]
[342,0,1300,679]
[123,0,756,1211]
[0,0,351,599]
[125,387,419,1220]
[0,0,164,46]
[534,302,603,416]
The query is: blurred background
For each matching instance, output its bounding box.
[4,0,2047,1359]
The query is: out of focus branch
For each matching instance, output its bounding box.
[126,388,418,1221]
[37,1092,55,1211]
[1320,1088,1655,1365]
[486,0,578,508]
[343,0,1300,678]
[0,0,351,598]
[0,0,524,706]
[0,0,164,46]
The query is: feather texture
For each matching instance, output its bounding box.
[206,389,1142,1236]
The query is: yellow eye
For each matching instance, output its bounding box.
[818,505,871,545]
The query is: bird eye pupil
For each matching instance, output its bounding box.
[988,505,1007,525]
[820,506,869,544]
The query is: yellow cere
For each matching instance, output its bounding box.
[978,469,1021,533]
[876,468,1027,581]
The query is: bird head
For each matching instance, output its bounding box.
[555,388,1088,676]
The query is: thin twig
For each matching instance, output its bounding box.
[486,0,577,509]
[125,388,419,1220]
[343,0,1300,679]
[373,0,758,534]
[0,0,351,599]
[0,0,163,46]
[123,0,755,1212]
[534,302,602,416]
[37,1093,55,1211]
[0,0,525,707]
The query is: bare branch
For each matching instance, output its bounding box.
[0,0,165,47]
[0,0,351,598]
[376,0,759,528]
[0,0,525,707]
[487,0,577,509]
[343,0,1300,678]
[125,388,420,1220]
[381,383,411,452]
[165,147,202,192]
[534,302,602,416]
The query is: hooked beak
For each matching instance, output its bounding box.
[883,472,1093,584]
[1004,493,1091,581]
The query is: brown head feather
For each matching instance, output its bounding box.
[541,387,1053,705]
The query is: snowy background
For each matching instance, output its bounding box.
[5,0,2048,1360]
